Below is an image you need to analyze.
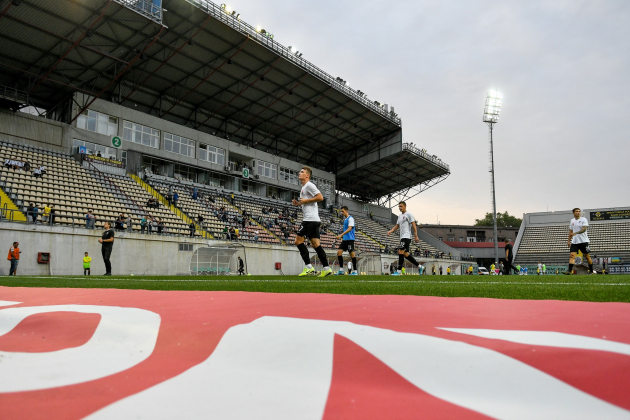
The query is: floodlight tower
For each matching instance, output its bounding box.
[483,89,503,266]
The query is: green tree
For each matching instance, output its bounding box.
[474,211,522,227]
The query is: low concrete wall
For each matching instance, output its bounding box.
[0,224,207,276]
[0,223,475,276]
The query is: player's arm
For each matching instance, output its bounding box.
[292,193,324,206]
[412,221,419,242]
[387,224,399,235]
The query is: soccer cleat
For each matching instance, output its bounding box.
[562,270,573,275]
[299,267,315,277]
[350,271,358,276]
[336,270,345,275]
[391,271,401,276]
[318,267,333,278]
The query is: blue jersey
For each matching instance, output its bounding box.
[343,215,355,241]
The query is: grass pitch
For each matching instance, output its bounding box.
[1,274,630,302]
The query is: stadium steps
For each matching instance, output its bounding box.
[0,187,26,222]
[130,174,211,238]
[85,168,140,218]
[217,196,282,243]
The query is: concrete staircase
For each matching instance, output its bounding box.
[130,174,211,238]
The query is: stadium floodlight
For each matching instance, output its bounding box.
[483,89,502,123]
[483,88,503,266]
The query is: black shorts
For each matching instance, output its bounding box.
[296,221,321,240]
[570,242,590,254]
[398,238,411,253]
[338,240,355,252]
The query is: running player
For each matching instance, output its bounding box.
[293,166,332,277]
[386,201,422,275]
[335,206,358,275]
[563,207,594,275]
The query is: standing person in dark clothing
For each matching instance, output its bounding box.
[98,221,114,276]
[189,221,196,237]
[237,256,245,275]
[504,239,519,275]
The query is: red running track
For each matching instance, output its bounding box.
[0,287,629,420]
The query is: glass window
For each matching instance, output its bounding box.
[280,167,299,185]
[256,161,277,179]
[122,121,160,149]
[76,109,118,136]
[198,143,225,165]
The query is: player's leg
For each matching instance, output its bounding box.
[404,251,421,272]
[311,233,332,277]
[350,250,358,275]
[295,231,314,276]
[584,243,594,273]
[564,248,577,275]
[337,243,345,275]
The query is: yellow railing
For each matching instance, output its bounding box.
[130,174,212,238]
[0,189,27,222]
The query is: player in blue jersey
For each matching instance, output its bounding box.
[335,206,358,275]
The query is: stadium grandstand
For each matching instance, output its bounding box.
[0,0,469,276]
[514,208,630,274]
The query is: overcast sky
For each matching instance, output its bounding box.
[231,0,630,224]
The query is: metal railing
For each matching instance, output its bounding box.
[114,0,163,24]
[184,0,402,126]
[402,142,450,171]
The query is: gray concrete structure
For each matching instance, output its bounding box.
[0,222,473,276]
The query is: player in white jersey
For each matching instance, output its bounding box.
[563,207,594,274]
[386,201,422,275]
[292,166,332,277]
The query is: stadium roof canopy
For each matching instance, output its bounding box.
[0,0,449,204]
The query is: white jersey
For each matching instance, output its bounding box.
[570,217,589,244]
[300,181,321,222]
[397,212,416,239]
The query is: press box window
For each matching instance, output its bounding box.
[178,243,193,251]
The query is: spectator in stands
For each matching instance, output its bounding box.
[189,221,195,237]
[228,226,235,240]
[85,210,96,229]
[42,203,51,224]
[97,151,102,157]
[140,215,148,234]
[115,214,125,231]
[157,219,164,234]
[127,215,133,232]
[3,158,10,168]
[24,161,31,172]
[223,225,228,240]
[32,203,39,224]
[150,217,157,235]
[369,212,373,220]
[147,197,158,208]
[197,214,204,230]
[33,166,42,178]
[192,188,198,200]
[230,193,235,206]
[235,227,239,240]
[173,191,179,207]
[166,190,173,206]
[26,203,35,223]
[38,164,46,175]
[7,241,20,276]
[98,221,114,276]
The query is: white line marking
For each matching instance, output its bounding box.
[3,277,630,286]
